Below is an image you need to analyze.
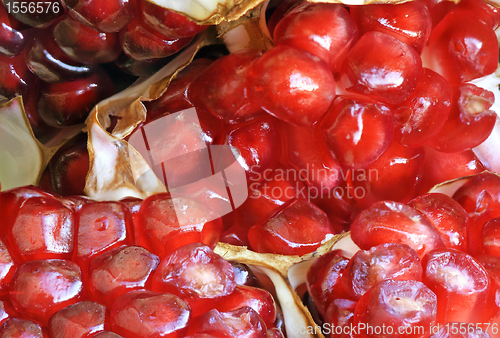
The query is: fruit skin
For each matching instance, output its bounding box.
[246,45,336,126]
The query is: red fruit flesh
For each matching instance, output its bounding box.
[48,301,105,338]
[196,49,263,124]
[351,201,445,258]
[38,71,115,127]
[306,249,350,318]
[248,198,336,256]
[428,83,496,153]
[75,202,132,267]
[246,45,336,126]
[120,18,193,61]
[350,1,432,54]
[213,285,277,327]
[9,196,74,260]
[9,259,83,325]
[456,0,500,29]
[427,9,499,84]
[321,96,394,170]
[273,3,359,74]
[65,0,136,33]
[353,280,437,338]
[136,193,222,258]
[482,217,500,256]
[53,15,121,64]
[409,193,469,252]
[110,290,191,338]
[340,31,422,105]
[141,0,207,38]
[196,307,267,338]
[422,248,491,323]
[151,243,236,316]
[0,318,45,338]
[0,4,25,56]
[341,243,423,300]
[394,68,452,148]
[0,240,16,297]
[0,52,38,99]
[324,298,357,338]
[89,245,160,307]
[227,114,281,180]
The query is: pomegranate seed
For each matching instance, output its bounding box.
[92,332,125,338]
[141,0,208,38]
[422,248,491,323]
[0,301,18,326]
[88,245,160,307]
[120,18,193,61]
[248,199,336,256]
[321,96,394,170]
[341,243,423,300]
[9,196,74,260]
[353,280,437,338]
[350,1,432,54]
[64,0,137,33]
[482,217,500,256]
[340,31,422,105]
[324,298,357,338]
[9,259,83,324]
[137,194,222,258]
[456,0,500,29]
[48,301,105,338]
[306,249,350,318]
[394,68,452,148]
[246,45,336,126]
[196,49,263,124]
[0,240,16,297]
[273,3,359,73]
[151,243,236,316]
[38,71,115,127]
[428,83,496,153]
[53,15,121,64]
[231,262,258,287]
[351,201,445,258]
[110,290,191,338]
[427,9,499,84]
[0,4,25,56]
[196,307,267,338]
[0,51,38,99]
[0,318,44,337]
[409,193,469,252]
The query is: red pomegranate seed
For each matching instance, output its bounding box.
[75,202,132,268]
[196,307,267,338]
[394,68,452,148]
[0,241,16,297]
[110,290,191,338]
[53,15,121,64]
[196,49,263,124]
[347,141,425,209]
[306,249,350,318]
[144,58,213,120]
[9,259,83,324]
[92,332,125,338]
[427,9,499,84]
[0,4,25,56]
[246,45,336,126]
[227,114,281,180]
[350,1,432,54]
[409,193,469,252]
[136,194,222,258]
[88,245,160,307]
[213,285,276,327]
[266,328,285,338]
[141,0,208,38]
[321,96,394,170]
[0,51,38,99]
[324,298,357,338]
[151,243,236,316]
[428,83,496,153]
[0,318,44,338]
[26,28,97,83]
[9,196,74,260]
[38,71,115,127]
[230,262,258,287]
[273,3,359,73]
[267,0,303,37]
[351,201,445,258]
[340,31,422,105]
[423,248,491,323]
[248,199,336,256]
[482,217,500,256]
[48,301,105,338]
[0,301,18,326]
[456,0,500,29]
[341,243,423,300]
[64,0,137,33]
[353,280,437,338]
[120,18,193,61]
[46,133,89,196]
[424,0,458,27]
